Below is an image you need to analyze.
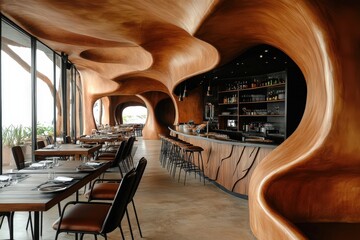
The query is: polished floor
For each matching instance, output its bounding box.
[0,138,256,240]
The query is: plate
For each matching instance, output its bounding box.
[54,176,73,182]
[30,163,45,168]
[38,184,68,193]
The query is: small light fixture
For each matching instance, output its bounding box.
[206,85,212,97]
[182,83,188,98]
[206,77,217,96]
[178,86,183,101]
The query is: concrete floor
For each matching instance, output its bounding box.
[0,138,256,240]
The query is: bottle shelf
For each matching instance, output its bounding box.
[219,114,238,117]
[238,83,285,91]
[239,114,285,117]
[239,99,285,104]
[214,70,288,141]
[218,103,238,105]
[218,89,238,93]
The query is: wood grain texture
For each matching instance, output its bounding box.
[2,0,360,239]
[177,133,273,196]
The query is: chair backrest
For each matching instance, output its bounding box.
[128,157,147,203]
[122,136,135,160]
[11,146,26,170]
[46,135,54,145]
[101,168,137,234]
[112,140,127,168]
[64,135,72,143]
[37,140,46,149]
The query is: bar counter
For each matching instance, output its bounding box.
[169,127,278,197]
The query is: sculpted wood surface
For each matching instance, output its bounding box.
[177,133,274,196]
[2,0,360,239]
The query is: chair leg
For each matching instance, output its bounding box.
[131,200,143,238]
[119,224,125,240]
[57,203,62,216]
[26,212,31,230]
[27,212,34,239]
[0,215,4,228]
[41,212,43,236]
[9,212,14,240]
[125,209,134,240]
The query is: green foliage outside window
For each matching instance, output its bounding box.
[2,123,54,147]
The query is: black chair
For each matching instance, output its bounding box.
[53,169,137,240]
[11,146,34,238]
[0,212,14,239]
[64,135,72,144]
[97,140,128,178]
[46,135,54,145]
[35,140,50,161]
[87,157,148,239]
[11,146,29,170]
[122,136,136,172]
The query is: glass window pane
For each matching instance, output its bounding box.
[75,71,83,137]
[36,42,55,143]
[1,20,32,172]
[53,54,63,142]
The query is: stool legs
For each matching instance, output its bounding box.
[179,148,205,185]
[160,138,206,185]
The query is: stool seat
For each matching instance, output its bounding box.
[178,144,206,185]
[185,146,203,152]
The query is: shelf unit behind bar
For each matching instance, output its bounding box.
[217,70,287,141]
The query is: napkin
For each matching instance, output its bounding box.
[54,176,73,182]
[85,161,102,166]
[0,175,10,181]
[30,163,45,168]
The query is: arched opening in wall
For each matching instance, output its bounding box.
[93,98,104,126]
[155,98,175,127]
[122,106,147,124]
[190,44,307,144]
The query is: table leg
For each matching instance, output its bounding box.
[34,211,40,240]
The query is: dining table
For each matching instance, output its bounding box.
[78,134,125,144]
[0,159,112,240]
[34,143,102,160]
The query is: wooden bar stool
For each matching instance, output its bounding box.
[178,145,206,185]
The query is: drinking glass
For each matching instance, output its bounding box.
[53,157,59,167]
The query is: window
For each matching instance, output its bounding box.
[36,42,56,141]
[122,106,147,124]
[1,19,32,171]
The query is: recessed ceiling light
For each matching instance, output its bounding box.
[260,55,263,58]
[273,57,277,59]
[265,61,268,64]
[264,49,268,52]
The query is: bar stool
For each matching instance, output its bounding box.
[170,140,193,179]
[178,145,206,185]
